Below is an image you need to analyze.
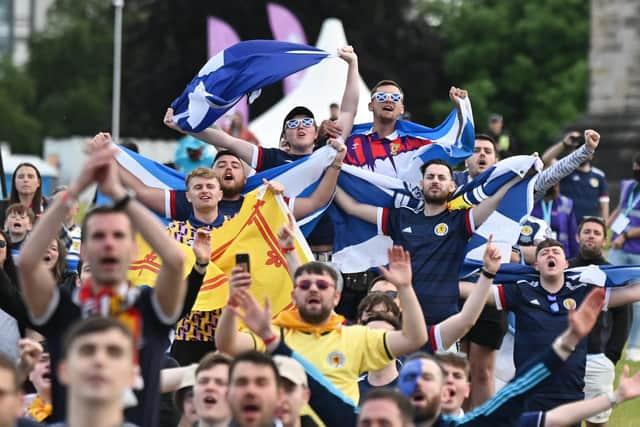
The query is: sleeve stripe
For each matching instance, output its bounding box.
[430,324,444,352]
[252,146,263,170]
[166,189,175,219]
[378,207,389,235]
[466,208,475,235]
[493,285,506,311]
[383,332,394,360]
[603,288,611,312]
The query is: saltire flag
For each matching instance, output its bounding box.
[266,3,308,94]
[471,263,640,289]
[113,144,338,234]
[171,40,330,132]
[206,16,248,126]
[127,187,314,312]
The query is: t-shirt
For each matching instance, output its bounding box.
[613,180,640,254]
[379,206,474,324]
[254,325,392,404]
[492,279,606,402]
[166,190,244,222]
[344,131,432,178]
[33,286,175,427]
[251,147,308,171]
[559,167,608,221]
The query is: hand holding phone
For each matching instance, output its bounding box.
[236,253,250,273]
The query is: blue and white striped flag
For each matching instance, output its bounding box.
[171,40,330,132]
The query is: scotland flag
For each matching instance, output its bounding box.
[171,40,330,132]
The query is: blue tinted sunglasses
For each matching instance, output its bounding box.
[372,92,403,103]
[285,118,315,129]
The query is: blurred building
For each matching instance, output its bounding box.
[0,0,55,65]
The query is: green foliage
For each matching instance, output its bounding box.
[417,0,589,152]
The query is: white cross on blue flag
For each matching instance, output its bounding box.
[171,40,331,132]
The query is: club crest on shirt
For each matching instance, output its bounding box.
[434,223,449,236]
[390,142,401,155]
[563,298,577,310]
[327,351,346,368]
[590,178,599,188]
[521,225,533,236]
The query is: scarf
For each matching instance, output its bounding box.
[27,395,52,422]
[272,308,345,336]
[74,280,142,352]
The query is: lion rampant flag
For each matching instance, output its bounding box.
[128,187,313,313]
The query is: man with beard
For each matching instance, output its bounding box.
[216,246,427,404]
[226,351,283,427]
[570,216,631,427]
[192,353,232,427]
[397,287,607,426]
[334,159,522,327]
[608,152,640,361]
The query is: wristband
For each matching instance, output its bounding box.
[607,391,621,407]
[480,268,496,279]
[281,246,296,254]
[262,334,277,346]
[196,261,209,268]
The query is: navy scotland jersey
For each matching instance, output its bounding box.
[492,279,607,403]
[252,146,307,171]
[559,167,608,221]
[379,206,474,325]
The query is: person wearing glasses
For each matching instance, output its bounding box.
[163,46,359,171]
[569,216,630,427]
[215,245,428,404]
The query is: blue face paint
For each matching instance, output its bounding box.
[398,359,422,397]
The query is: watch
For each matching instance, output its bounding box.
[113,191,134,211]
[196,261,210,268]
[607,391,621,407]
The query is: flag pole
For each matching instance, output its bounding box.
[111,0,124,144]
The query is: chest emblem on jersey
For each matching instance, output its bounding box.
[589,178,599,188]
[390,142,401,156]
[563,298,577,310]
[520,225,533,236]
[434,223,449,236]
[327,351,346,368]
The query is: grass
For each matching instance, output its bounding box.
[607,350,640,427]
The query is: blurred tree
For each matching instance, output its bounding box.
[417,0,589,153]
[0,60,41,153]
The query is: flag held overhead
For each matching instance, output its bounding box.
[171,40,330,132]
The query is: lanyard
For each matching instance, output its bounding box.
[541,200,554,226]
[626,182,640,215]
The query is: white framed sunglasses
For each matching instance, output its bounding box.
[285,118,315,129]
[372,92,403,103]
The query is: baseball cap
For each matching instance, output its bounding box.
[273,355,307,387]
[283,106,315,129]
[182,135,205,150]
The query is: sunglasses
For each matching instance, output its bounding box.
[285,118,315,129]
[371,290,398,299]
[295,278,334,290]
[371,92,403,103]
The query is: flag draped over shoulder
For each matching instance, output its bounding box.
[127,187,313,313]
[171,40,330,132]
[456,155,543,278]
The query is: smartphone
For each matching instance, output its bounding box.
[235,253,250,273]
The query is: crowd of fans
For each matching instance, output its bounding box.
[1,46,640,427]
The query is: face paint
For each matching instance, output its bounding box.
[398,359,422,397]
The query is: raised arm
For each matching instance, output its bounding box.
[540,131,580,166]
[543,365,640,427]
[334,186,378,224]
[380,246,428,356]
[335,46,359,140]
[18,135,115,318]
[214,266,257,355]
[164,107,256,164]
[99,140,186,320]
[607,281,640,308]
[449,86,469,142]
[438,236,501,349]
[534,130,600,200]
[117,163,167,216]
[292,139,346,219]
[472,175,522,227]
[277,214,302,280]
